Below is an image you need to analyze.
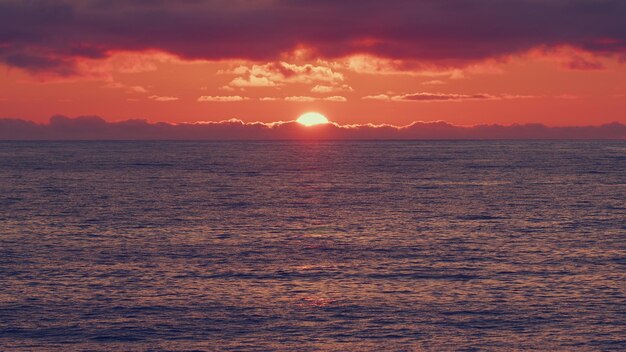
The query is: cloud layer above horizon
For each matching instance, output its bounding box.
[1,0,625,127]
[1,116,623,140]
[1,0,625,74]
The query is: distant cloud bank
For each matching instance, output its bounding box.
[1,116,624,140]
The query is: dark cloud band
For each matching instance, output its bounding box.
[1,116,624,140]
[0,0,625,74]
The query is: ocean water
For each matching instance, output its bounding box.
[0,141,625,351]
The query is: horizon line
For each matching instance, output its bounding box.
[1,115,624,140]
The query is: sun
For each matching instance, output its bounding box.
[296,112,329,127]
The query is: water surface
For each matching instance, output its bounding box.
[1,141,625,351]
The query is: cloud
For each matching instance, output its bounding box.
[311,84,354,93]
[323,96,348,102]
[397,92,500,102]
[1,116,623,140]
[229,75,277,88]
[129,86,149,93]
[337,55,468,77]
[361,94,393,101]
[3,1,623,75]
[284,96,317,102]
[222,62,344,89]
[362,92,533,102]
[564,56,606,71]
[148,95,179,102]
[283,96,347,102]
[104,82,149,94]
[529,46,610,72]
[197,95,249,102]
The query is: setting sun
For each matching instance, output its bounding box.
[296,112,329,127]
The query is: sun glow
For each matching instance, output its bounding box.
[296,112,329,127]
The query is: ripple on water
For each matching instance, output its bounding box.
[0,140,625,351]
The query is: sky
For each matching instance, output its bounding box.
[1,0,625,133]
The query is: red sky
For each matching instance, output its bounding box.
[1,1,625,128]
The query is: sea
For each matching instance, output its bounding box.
[1,141,625,351]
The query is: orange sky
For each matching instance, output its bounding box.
[1,0,625,128]
[1,49,624,126]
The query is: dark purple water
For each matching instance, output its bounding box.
[1,141,625,351]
